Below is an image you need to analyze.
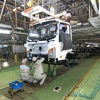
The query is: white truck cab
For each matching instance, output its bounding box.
[24,18,72,62]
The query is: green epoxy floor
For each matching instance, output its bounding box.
[68,57,100,100]
[24,57,99,100]
[0,65,20,90]
[0,56,100,100]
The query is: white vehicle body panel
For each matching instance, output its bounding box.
[24,19,72,61]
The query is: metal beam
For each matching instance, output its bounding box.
[70,4,87,11]
[99,0,100,15]
[0,0,7,20]
[90,0,98,14]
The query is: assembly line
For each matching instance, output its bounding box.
[0,0,100,100]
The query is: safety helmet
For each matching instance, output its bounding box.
[22,58,27,64]
[32,57,37,62]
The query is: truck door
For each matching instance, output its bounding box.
[59,23,72,50]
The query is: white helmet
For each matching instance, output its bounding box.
[22,58,27,64]
[32,57,37,62]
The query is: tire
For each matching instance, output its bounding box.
[21,88,24,92]
[63,60,68,67]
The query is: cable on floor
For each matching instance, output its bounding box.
[71,76,100,99]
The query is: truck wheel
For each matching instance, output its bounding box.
[21,88,24,92]
[63,60,68,67]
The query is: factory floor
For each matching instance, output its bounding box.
[0,55,100,100]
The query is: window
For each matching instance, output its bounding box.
[59,23,70,34]
[59,23,72,50]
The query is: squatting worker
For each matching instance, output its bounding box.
[20,58,34,82]
[32,57,46,86]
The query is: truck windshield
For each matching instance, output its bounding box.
[27,21,57,41]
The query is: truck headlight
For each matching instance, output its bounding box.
[48,47,56,58]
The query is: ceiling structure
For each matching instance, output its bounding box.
[0,0,29,29]
[0,0,100,44]
[0,0,90,28]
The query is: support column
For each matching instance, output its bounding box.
[14,54,17,63]
[90,0,98,14]
[47,59,52,76]
[52,59,57,77]
[0,0,6,20]
[99,0,100,15]
[14,0,17,27]
[52,63,56,77]
[42,0,44,7]
[89,1,91,18]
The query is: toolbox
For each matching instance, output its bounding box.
[8,81,24,97]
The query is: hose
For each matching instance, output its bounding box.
[71,76,100,99]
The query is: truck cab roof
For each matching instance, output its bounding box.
[33,18,71,26]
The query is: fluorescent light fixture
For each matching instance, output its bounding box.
[21,4,24,7]
[13,8,17,12]
[0,45,8,48]
[77,23,82,26]
[0,29,11,34]
[0,23,12,28]
[18,7,21,10]
[90,0,98,14]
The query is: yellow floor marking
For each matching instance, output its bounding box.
[0,94,11,100]
[64,58,100,100]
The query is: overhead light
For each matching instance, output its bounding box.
[0,23,12,28]
[0,29,11,34]
[21,4,24,7]
[13,8,17,12]
[77,23,82,26]
[18,7,21,10]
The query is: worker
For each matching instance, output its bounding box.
[20,58,34,82]
[32,57,46,86]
